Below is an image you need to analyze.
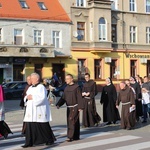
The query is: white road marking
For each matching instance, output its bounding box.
[107,141,150,150]
[50,135,141,150]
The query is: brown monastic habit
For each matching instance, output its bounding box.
[116,86,136,129]
[82,80,101,127]
[56,84,84,140]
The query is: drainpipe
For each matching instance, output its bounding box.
[122,0,126,79]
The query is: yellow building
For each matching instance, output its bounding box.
[58,0,150,90]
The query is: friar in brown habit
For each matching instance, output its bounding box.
[82,73,101,127]
[56,74,84,142]
[116,82,136,130]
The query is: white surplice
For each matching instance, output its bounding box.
[24,84,52,122]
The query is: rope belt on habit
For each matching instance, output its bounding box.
[84,97,90,99]
[67,104,78,108]
[122,102,131,105]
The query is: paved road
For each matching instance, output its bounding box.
[1,95,150,150]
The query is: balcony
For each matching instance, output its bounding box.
[72,40,112,49]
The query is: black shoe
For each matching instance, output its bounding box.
[74,138,80,141]
[46,141,54,145]
[106,122,112,125]
[4,133,8,139]
[21,144,32,148]
[113,121,116,124]
[142,120,147,123]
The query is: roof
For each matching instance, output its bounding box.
[0,0,71,22]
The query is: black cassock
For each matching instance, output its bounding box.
[130,82,143,119]
[100,84,120,123]
[56,84,84,140]
[82,80,101,127]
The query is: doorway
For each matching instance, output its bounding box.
[13,64,24,81]
[0,68,3,83]
[52,64,65,83]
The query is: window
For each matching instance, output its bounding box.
[19,1,29,9]
[111,0,118,10]
[34,30,42,45]
[112,24,117,42]
[78,59,87,80]
[77,22,85,41]
[0,28,2,42]
[129,0,136,12]
[130,60,137,77]
[94,59,102,79]
[52,31,61,48]
[130,26,137,43]
[146,0,150,13]
[14,29,23,45]
[146,27,150,43]
[110,60,117,79]
[37,2,47,10]
[90,22,93,41]
[76,0,85,7]
[99,18,107,41]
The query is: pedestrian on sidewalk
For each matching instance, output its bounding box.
[116,82,136,130]
[22,73,56,148]
[0,85,13,139]
[82,73,101,128]
[20,76,32,135]
[100,77,120,125]
[56,74,84,142]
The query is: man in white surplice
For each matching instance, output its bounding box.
[22,73,56,148]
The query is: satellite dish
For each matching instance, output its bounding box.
[73,31,78,38]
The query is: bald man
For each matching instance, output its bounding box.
[116,82,136,130]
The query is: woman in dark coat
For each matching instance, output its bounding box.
[129,76,143,121]
[100,78,120,125]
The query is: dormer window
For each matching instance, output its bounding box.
[37,2,47,10]
[19,0,29,9]
[76,0,86,7]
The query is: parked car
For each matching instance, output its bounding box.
[2,82,19,89]
[3,81,27,100]
[52,80,85,97]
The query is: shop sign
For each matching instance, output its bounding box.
[13,58,26,64]
[125,53,150,59]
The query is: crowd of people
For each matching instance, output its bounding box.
[0,72,150,148]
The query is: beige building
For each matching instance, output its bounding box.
[59,0,150,89]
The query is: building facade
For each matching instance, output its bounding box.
[59,0,150,89]
[0,0,71,83]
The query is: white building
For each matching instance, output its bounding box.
[0,0,71,82]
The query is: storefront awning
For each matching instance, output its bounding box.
[0,46,55,58]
